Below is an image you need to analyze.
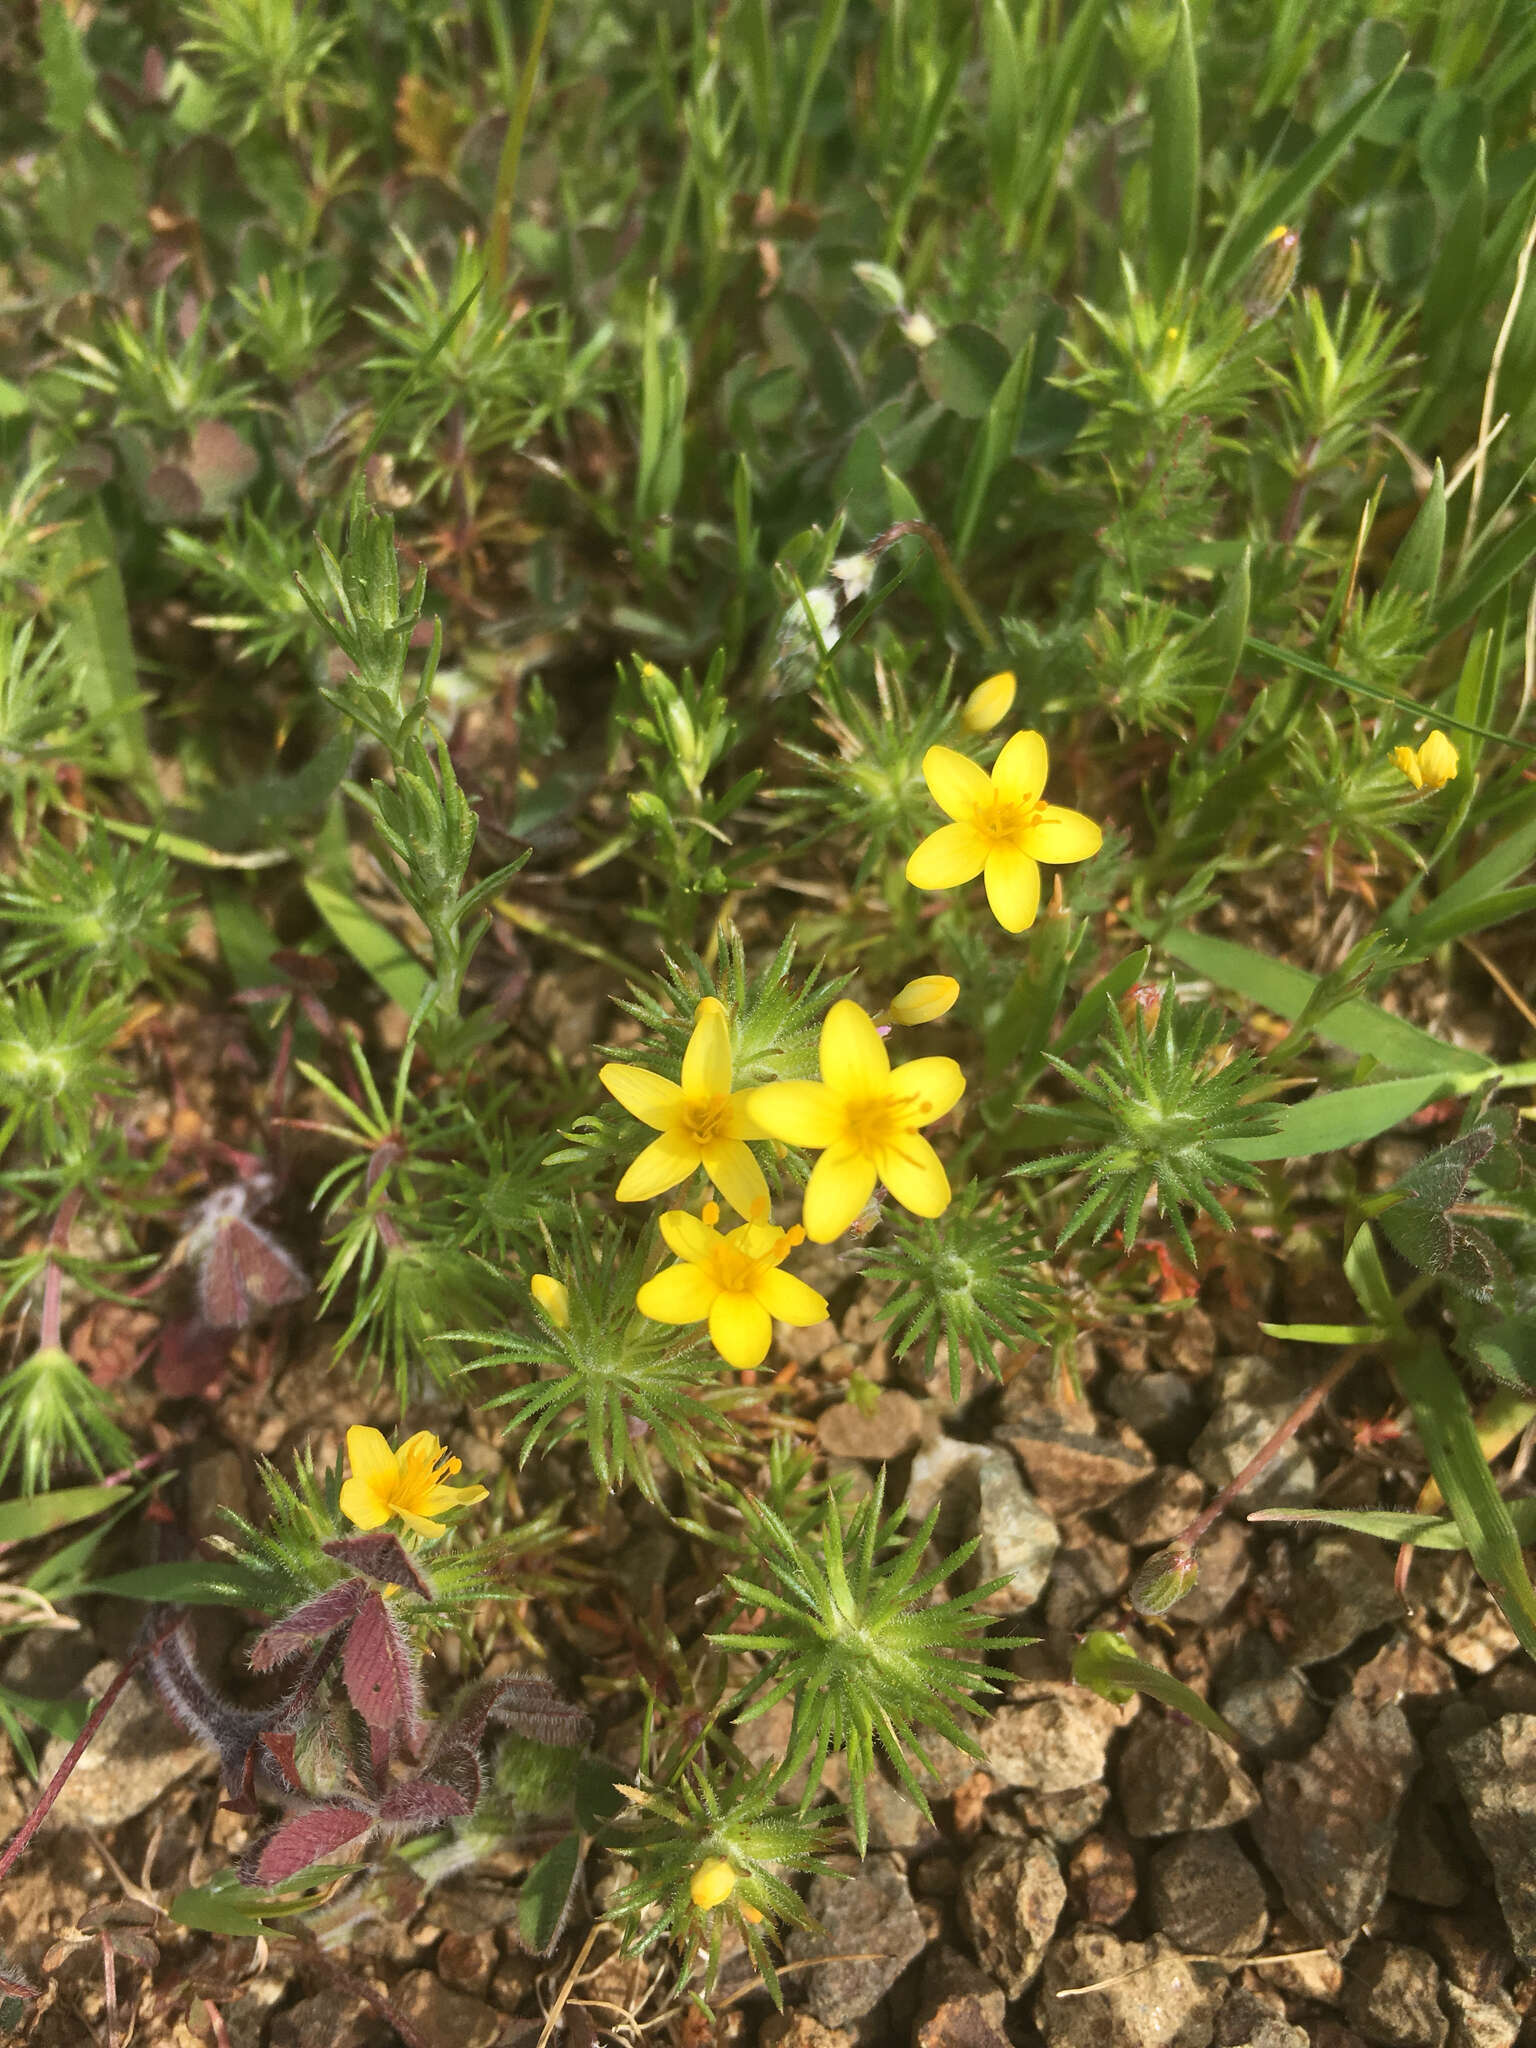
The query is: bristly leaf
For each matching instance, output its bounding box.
[342,1591,421,1737]
[321,1532,435,1597]
[243,1801,373,1887]
[249,1578,369,1671]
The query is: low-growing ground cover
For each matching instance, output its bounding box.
[2,1,1536,2042]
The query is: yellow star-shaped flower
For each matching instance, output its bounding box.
[905,731,1102,932]
[748,1000,965,1243]
[635,1203,828,1369]
[600,997,768,1220]
[339,1427,488,1540]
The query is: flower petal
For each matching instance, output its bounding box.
[339,1476,391,1529]
[682,998,733,1099]
[906,822,988,890]
[637,1263,720,1324]
[345,1426,398,1489]
[709,1291,774,1369]
[876,1131,952,1218]
[983,846,1041,933]
[992,729,1049,806]
[748,1080,842,1148]
[724,1087,768,1141]
[755,1268,830,1327]
[890,1055,966,1126]
[423,1478,489,1516]
[702,1137,771,1222]
[615,1130,700,1202]
[802,1141,878,1244]
[1020,804,1103,864]
[600,1062,684,1131]
[921,745,993,822]
[658,1208,722,1263]
[394,1508,448,1539]
[820,999,889,1097]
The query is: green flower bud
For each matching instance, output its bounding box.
[1130,1545,1199,1617]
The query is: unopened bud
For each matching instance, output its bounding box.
[898,308,938,350]
[530,1275,569,1329]
[689,1856,736,1909]
[960,670,1017,734]
[1242,223,1300,326]
[888,975,960,1027]
[1130,1545,1200,1617]
[1118,983,1164,1035]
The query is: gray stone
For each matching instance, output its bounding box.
[1389,1789,1468,1908]
[36,1658,210,1830]
[1009,1782,1110,1843]
[958,1836,1066,1997]
[1172,1518,1250,1625]
[1212,1988,1309,2048]
[1147,1832,1268,1957]
[792,1858,927,2025]
[1282,1534,1404,1666]
[997,1411,1154,1517]
[1341,1943,1447,2048]
[391,1971,503,2048]
[817,1387,923,1461]
[1065,1830,1137,1926]
[1116,1716,1260,1837]
[267,1988,383,2048]
[1447,1714,1536,1962]
[1035,1930,1224,2048]
[1043,1526,1133,1631]
[1104,1370,1203,1459]
[973,1449,1059,1612]
[917,1946,1006,2033]
[983,1684,1128,1793]
[1188,1355,1318,1508]
[1216,1637,1323,1761]
[1109,1466,1205,1547]
[1251,1697,1419,1942]
[1442,1984,1519,2048]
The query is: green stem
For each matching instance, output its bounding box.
[485,0,557,307]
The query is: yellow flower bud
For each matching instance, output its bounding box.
[689,1857,736,1909]
[960,670,1017,734]
[530,1274,570,1328]
[1393,730,1459,793]
[888,975,960,1027]
[741,1901,764,1924]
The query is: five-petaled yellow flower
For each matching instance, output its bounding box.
[600,997,768,1220]
[1393,730,1459,792]
[340,1427,488,1539]
[636,1202,828,1369]
[748,1000,965,1243]
[906,732,1102,933]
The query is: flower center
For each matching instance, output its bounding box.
[681,1093,734,1145]
[842,1093,918,1151]
[974,795,1039,848]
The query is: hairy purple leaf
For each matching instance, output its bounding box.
[144,1619,269,1795]
[343,1592,420,1736]
[376,1777,472,1831]
[322,1533,434,1598]
[249,1579,369,1672]
[245,1800,373,1885]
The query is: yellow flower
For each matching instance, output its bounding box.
[339,1427,488,1539]
[748,1000,965,1243]
[690,1857,737,1909]
[887,975,959,1027]
[530,1274,570,1328]
[600,997,768,1220]
[905,731,1103,934]
[1392,730,1459,792]
[636,1203,828,1370]
[960,670,1017,734]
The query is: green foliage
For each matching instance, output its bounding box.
[1020,990,1278,1262]
[861,1181,1049,1396]
[714,1473,1019,1853]
[0,826,190,988]
[0,1346,131,1497]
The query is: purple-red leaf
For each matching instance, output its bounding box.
[322,1532,434,1598]
[343,1592,420,1735]
[259,1729,303,1794]
[250,1579,369,1672]
[246,1801,373,1885]
[376,1778,472,1832]
[487,1674,593,1749]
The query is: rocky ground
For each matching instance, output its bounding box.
[5,1276,1536,2048]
